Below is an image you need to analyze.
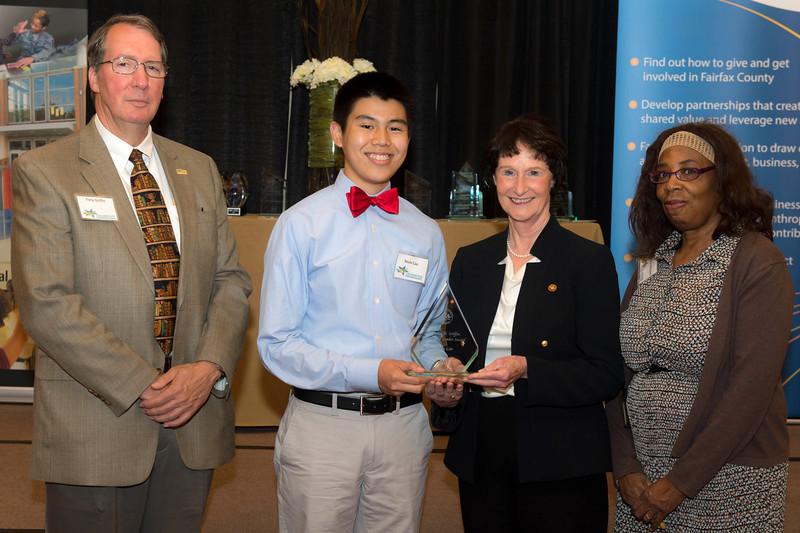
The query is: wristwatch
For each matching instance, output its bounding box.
[211,370,230,399]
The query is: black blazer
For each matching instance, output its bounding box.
[437,217,624,483]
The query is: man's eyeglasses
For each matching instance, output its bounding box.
[96,56,168,79]
[648,166,715,184]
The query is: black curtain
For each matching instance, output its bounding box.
[87,0,618,237]
[427,1,618,230]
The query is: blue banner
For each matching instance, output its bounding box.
[611,0,800,416]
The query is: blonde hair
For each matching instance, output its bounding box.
[32,9,49,28]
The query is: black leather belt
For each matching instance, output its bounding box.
[293,388,422,415]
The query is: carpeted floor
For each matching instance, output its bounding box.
[1,402,799,532]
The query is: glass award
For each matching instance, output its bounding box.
[404,169,432,216]
[407,282,479,378]
[448,162,483,218]
[223,170,249,216]
[550,181,575,220]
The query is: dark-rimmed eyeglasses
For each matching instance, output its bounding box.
[96,56,168,79]
[648,166,715,184]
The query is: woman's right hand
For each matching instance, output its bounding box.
[465,355,527,389]
[618,472,650,508]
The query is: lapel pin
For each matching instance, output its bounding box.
[176,168,188,175]
[547,283,558,293]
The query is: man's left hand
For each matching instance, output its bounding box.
[632,477,685,530]
[139,361,221,428]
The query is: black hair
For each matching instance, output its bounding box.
[332,72,412,130]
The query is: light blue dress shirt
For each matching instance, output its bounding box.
[258,172,448,393]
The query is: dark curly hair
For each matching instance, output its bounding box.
[629,122,773,257]
[483,114,567,189]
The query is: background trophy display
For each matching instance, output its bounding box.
[408,282,479,378]
[404,169,432,216]
[448,162,483,218]
[223,170,249,216]
[550,180,575,220]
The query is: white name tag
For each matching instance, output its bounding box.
[76,195,118,221]
[394,253,428,284]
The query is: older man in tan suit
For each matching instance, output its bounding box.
[10,14,251,533]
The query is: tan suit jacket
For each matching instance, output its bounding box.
[11,117,252,486]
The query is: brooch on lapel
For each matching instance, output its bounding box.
[176,168,188,175]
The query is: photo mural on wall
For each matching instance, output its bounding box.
[0,3,86,396]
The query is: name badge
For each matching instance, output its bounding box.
[394,253,428,284]
[76,195,118,221]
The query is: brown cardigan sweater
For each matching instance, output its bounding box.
[606,232,792,497]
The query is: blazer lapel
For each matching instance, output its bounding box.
[470,233,506,368]
[512,217,560,341]
[78,119,153,289]
[153,135,197,310]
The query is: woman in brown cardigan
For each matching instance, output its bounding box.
[607,122,792,532]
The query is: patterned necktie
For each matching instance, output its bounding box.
[129,149,180,369]
[346,186,400,217]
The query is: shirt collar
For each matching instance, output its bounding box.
[654,230,732,265]
[333,170,392,197]
[654,231,682,263]
[94,116,155,162]
[698,233,735,264]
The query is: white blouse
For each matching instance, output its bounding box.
[482,252,541,397]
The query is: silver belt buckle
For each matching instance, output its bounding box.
[359,394,391,415]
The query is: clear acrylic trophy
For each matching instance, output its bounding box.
[550,181,575,220]
[407,282,479,378]
[448,162,483,219]
[223,170,249,216]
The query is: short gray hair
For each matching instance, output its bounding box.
[87,14,167,67]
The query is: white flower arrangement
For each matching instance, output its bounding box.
[290,57,376,89]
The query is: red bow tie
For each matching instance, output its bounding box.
[346,186,399,217]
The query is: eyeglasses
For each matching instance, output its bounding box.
[647,166,715,184]
[96,56,168,78]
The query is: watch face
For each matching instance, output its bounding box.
[211,376,229,399]
[213,376,229,391]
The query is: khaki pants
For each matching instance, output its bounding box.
[275,393,433,533]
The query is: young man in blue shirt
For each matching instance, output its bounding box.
[259,72,449,532]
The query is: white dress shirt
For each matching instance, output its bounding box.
[94,118,182,251]
[482,252,541,397]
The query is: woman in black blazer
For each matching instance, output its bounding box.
[429,115,624,532]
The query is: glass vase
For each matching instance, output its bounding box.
[307,82,343,194]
